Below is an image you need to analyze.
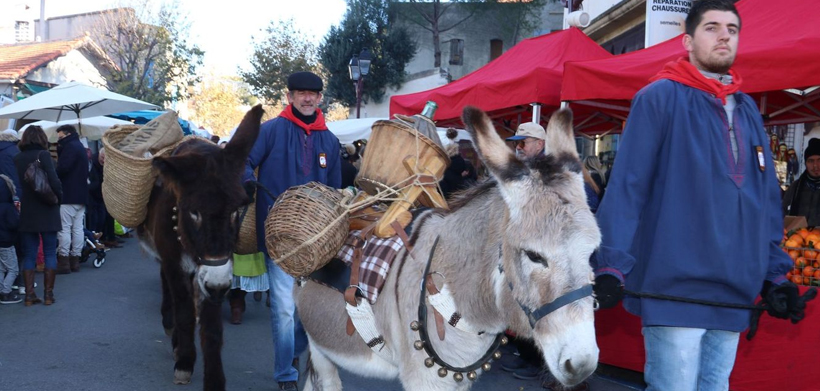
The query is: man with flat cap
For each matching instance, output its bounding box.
[784,138,820,226]
[244,71,341,390]
[506,122,546,160]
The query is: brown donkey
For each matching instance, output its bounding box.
[138,105,263,391]
[295,106,601,390]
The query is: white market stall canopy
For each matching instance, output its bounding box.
[326,117,472,146]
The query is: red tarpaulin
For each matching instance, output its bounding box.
[596,286,820,391]
[561,0,820,125]
[390,28,613,129]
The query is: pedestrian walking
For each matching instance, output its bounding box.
[0,173,21,304]
[55,125,89,273]
[592,1,814,390]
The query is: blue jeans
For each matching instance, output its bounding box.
[265,256,308,382]
[643,326,740,391]
[21,232,57,270]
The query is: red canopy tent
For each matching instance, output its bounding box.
[561,0,820,126]
[390,27,614,132]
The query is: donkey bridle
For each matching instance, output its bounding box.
[415,237,594,375]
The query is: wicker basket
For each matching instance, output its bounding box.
[265,182,349,277]
[236,199,257,255]
[101,126,191,228]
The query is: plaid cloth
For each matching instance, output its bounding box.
[335,230,404,304]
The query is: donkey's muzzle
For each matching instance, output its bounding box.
[197,258,233,290]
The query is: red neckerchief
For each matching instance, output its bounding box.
[278,104,328,135]
[650,57,743,104]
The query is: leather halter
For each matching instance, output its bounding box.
[417,236,504,373]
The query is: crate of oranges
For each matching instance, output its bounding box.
[782,227,820,286]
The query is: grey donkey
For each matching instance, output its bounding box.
[295,106,601,391]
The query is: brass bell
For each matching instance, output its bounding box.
[481,362,492,372]
[500,336,508,345]
[172,226,178,232]
[172,206,178,212]
[453,373,463,382]
[171,215,177,221]
[424,357,435,368]
[492,351,502,360]
[410,321,420,331]
[467,371,477,381]
[177,236,182,242]
[414,340,424,350]
[437,368,447,378]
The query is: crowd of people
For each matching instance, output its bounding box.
[0,124,126,306]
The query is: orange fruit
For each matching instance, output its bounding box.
[814,269,820,280]
[806,233,820,246]
[789,234,806,247]
[786,271,793,280]
[813,260,820,268]
[795,257,808,268]
[788,250,802,260]
[785,239,801,248]
[792,275,805,285]
[804,249,818,260]
[803,266,816,277]
[798,228,811,239]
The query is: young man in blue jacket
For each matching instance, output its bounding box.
[244,71,341,391]
[592,1,812,390]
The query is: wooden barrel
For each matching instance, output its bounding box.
[356,120,450,196]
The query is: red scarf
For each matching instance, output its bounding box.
[278,104,328,135]
[650,57,742,104]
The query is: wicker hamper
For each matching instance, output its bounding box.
[265,182,349,277]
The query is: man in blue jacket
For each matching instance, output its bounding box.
[244,71,341,391]
[592,1,812,390]
[55,125,89,274]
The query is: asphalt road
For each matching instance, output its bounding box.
[0,236,641,391]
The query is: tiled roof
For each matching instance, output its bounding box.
[0,37,89,80]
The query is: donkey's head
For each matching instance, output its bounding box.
[462,107,600,387]
[152,105,264,291]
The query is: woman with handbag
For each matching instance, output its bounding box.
[13,126,62,306]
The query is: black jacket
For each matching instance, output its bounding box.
[88,153,104,204]
[0,135,21,192]
[0,176,19,246]
[14,145,63,233]
[56,132,88,205]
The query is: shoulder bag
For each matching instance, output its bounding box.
[24,151,59,205]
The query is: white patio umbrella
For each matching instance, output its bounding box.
[0,81,159,123]
[19,116,132,143]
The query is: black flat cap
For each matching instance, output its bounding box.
[287,71,323,92]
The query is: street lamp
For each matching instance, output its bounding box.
[348,48,372,118]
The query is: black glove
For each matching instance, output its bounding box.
[243,181,256,203]
[761,281,816,324]
[594,274,624,309]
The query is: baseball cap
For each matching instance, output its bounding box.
[506,122,546,141]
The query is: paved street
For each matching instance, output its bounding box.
[1,236,641,391]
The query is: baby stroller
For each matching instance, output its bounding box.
[79,233,106,268]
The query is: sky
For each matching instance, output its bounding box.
[33,0,348,76]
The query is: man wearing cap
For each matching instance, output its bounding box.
[244,71,341,390]
[783,138,820,226]
[506,122,546,159]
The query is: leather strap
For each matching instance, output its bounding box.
[345,223,377,336]
[426,275,446,341]
[390,220,413,253]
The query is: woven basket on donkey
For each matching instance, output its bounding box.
[101,128,198,228]
[265,182,349,277]
[236,197,257,255]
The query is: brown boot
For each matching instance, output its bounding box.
[229,289,246,325]
[56,255,71,274]
[69,256,80,273]
[23,270,41,306]
[43,269,56,305]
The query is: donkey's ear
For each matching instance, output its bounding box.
[544,108,577,157]
[224,104,264,168]
[153,154,202,184]
[461,106,525,182]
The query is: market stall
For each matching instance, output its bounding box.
[390,27,615,133]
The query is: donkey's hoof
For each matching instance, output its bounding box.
[174,369,192,384]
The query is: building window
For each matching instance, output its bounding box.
[449,39,464,65]
[15,21,30,43]
[490,39,503,61]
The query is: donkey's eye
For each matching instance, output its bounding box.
[189,211,201,225]
[524,250,547,266]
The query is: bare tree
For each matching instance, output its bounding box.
[90,0,203,105]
